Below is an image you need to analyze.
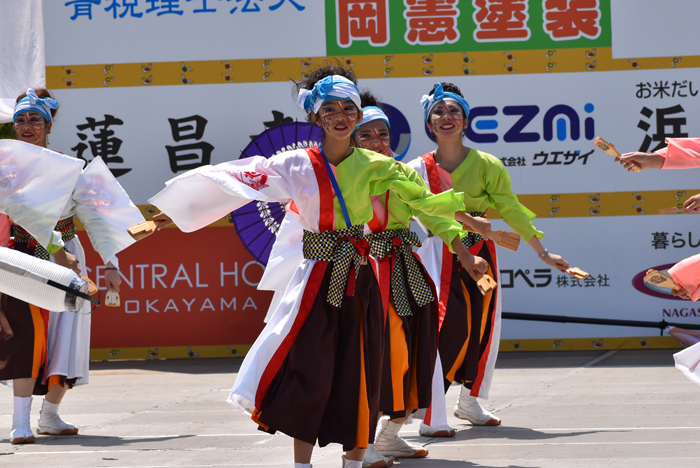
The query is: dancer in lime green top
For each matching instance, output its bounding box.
[409,82,570,436]
[351,92,492,466]
[150,69,488,468]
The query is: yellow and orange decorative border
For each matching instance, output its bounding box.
[89,337,683,361]
[48,47,694,90]
[72,188,698,233]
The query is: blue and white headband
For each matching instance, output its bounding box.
[357,106,391,130]
[297,75,362,114]
[420,83,470,123]
[13,88,58,123]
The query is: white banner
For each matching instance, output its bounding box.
[0,0,46,123]
[39,0,700,344]
[44,1,325,65]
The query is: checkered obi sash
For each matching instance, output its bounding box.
[366,228,433,316]
[460,211,486,250]
[12,217,76,260]
[427,211,486,251]
[302,225,370,308]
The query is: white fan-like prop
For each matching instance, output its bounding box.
[0,247,100,312]
[0,140,84,248]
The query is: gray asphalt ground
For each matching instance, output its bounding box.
[1,349,698,468]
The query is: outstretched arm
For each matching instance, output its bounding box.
[456,211,491,237]
[616,152,664,172]
[527,236,569,272]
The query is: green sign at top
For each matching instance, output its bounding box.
[325,0,611,56]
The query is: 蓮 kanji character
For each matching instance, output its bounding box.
[72,115,131,177]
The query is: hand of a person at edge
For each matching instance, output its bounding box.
[458,251,489,282]
[615,152,664,172]
[104,265,121,293]
[683,193,700,213]
[541,252,570,272]
[463,215,491,238]
[152,212,173,231]
[54,249,81,275]
[672,287,692,301]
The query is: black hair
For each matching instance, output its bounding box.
[428,82,464,98]
[293,62,358,96]
[425,82,466,142]
[359,90,382,109]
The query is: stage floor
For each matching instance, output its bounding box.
[1,349,698,468]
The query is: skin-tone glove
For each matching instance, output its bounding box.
[456,211,491,238]
[53,249,80,275]
[616,151,664,172]
[683,193,700,213]
[451,237,489,281]
[152,212,174,231]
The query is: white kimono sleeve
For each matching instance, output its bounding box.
[148,156,293,233]
[0,140,83,247]
[72,157,145,265]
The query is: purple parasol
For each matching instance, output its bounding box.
[230,121,323,265]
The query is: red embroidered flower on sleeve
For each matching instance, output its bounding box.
[218,170,270,190]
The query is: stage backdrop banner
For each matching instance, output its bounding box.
[0,0,46,123]
[37,0,700,357]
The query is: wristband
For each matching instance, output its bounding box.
[538,249,549,258]
[105,267,119,271]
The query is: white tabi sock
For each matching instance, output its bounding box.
[41,399,60,417]
[379,420,402,440]
[294,463,312,468]
[341,456,362,468]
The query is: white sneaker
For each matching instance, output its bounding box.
[374,419,429,458]
[453,387,501,426]
[37,400,79,435]
[11,396,35,445]
[362,445,393,468]
[419,422,456,437]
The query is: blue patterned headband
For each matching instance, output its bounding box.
[420,83,470,123]
[356,106,390,130]
[13,88,58,123]
[297,75,361,114]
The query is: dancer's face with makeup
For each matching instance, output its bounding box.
[354,120,391,156]
[314,99,361,141]
[427,99,467,140]
[13,111,51,147]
